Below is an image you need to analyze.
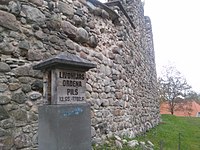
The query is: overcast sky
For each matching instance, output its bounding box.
[144,0,200,93]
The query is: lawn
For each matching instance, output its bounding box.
[136,114,200,150]
[93,115,200,150]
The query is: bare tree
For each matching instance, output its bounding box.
[158,65,191,115]
[184,90,199,100]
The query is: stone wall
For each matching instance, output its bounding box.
[0,0,160,149]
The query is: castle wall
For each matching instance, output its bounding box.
[0,0,159,149]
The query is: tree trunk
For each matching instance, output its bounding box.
[170,101,174,115]
[171,107,174,115]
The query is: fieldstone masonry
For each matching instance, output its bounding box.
[0,0,159,149]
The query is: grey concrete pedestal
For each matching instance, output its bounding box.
[38,103,91,150]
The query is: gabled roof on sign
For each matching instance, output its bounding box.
[33,52,96,71]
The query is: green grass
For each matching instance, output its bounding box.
[93,115,200,150]
[136,114,200,150]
